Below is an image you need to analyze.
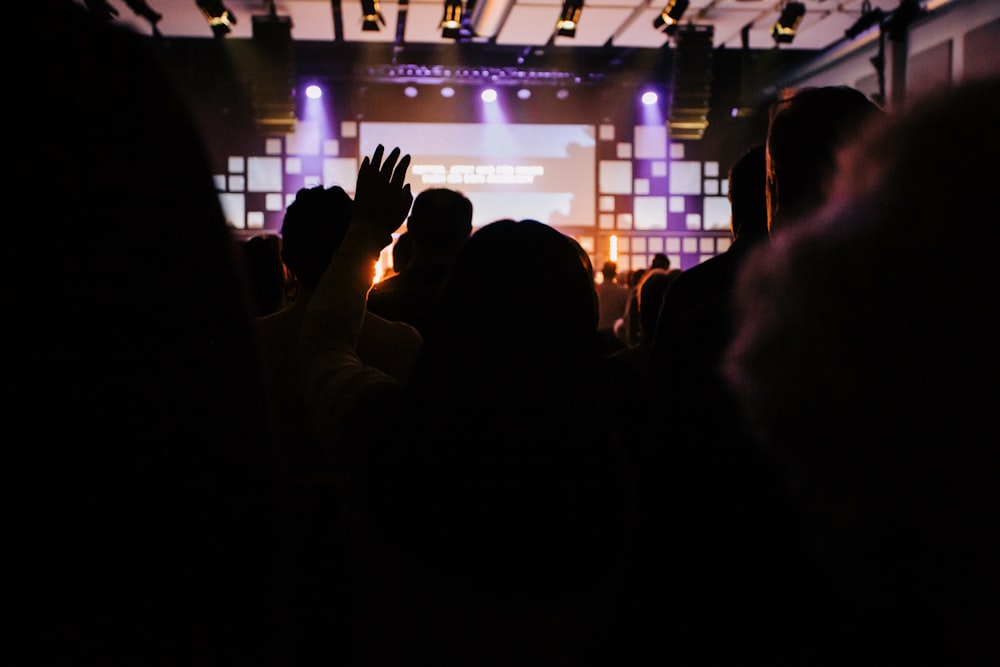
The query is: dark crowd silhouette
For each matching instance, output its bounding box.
[26,3,1000,665]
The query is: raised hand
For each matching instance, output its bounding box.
[353,144,413,242]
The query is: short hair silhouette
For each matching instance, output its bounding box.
[279,185,353,291]
[766,85,883,234]
[406,188,473,242]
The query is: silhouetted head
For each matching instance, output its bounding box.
[601,261,618,281]
[420,219,599,381]
[766,86,883,235]
[651,252,671,270]
[279,185,353,291]
[239,234,286,316]
[406,187,473,244]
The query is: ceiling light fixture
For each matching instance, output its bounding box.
[441,0,464,38]
[771,1,806,45]
[361,0,386,31]
[653,0,689,36]
[196,0,236,38]
[556,0,583,38]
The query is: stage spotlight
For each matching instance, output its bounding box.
[556,0,583,38]
[305,85,322,100]
[441,0,463,39]
[481,89,498,102]
[641,91,659,105]
[556,89,570,100]
[517,88,531,100]
[404,86,418,98]
[196,0,236,38]
[441,87,456,98]
[361,0,385,31]
[771,1,806,45]
[653,0,688,36]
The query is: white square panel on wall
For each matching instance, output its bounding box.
[634,125,667,159]
[599,124,615,141]
[599,161,633,194]
[600,213,615,229]
[704,161,719,177]
[666,238,680,253]
[651,161,667,177]
[265,138,283,155]
[323,139,341,156]
[266,193,284,211]
[670,143,685,159]
[285,157,302,175]
[228,156,245,173]
[704,179,719,195]
[634,178,650,195]
[682,237,699,253]
[616,213,633,230]
[247,211,265,229]
[287,122,322,156]
[633,196,667,230]
[324,158,359,191]
[703,196,732,231]
[218,192,245,229]
[247,157,283,192]
[616,142,633,159]
[341,121,358,138]
[685,213,702,230]
[669,196,685,213]
[228,175,245,192]
[670,161,702,195]
[599,195,616,212]
[699,237,716,253]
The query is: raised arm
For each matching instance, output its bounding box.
[300,145,413,444]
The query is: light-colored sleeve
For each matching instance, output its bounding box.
[300,225,401,450]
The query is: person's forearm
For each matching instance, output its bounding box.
[299,215,396,441]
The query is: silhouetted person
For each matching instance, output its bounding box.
[253,184,422,666]
[365,187,472,336]
[726,76,1000,667]
[595,260,630,353]
[633,141,838,666]
[650,252,670,270]
[652,143,769,335]
[16,4,284,663]
[611,267,681,373]
[301,145,635,666]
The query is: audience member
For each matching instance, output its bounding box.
[650,252,671,270]
[615,266,647,347]
[651,142,768,335]
[365,187,472,336]
[239,233,289,316]
[633,111,878,663]
[18,4,284,663]
[252,184,423,666]
[611,267,681,373]
[300,145,636,666]
[255,184,422,481]
[725,76,1000,666]
[595,260,630,352]
[765,85,884,236]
